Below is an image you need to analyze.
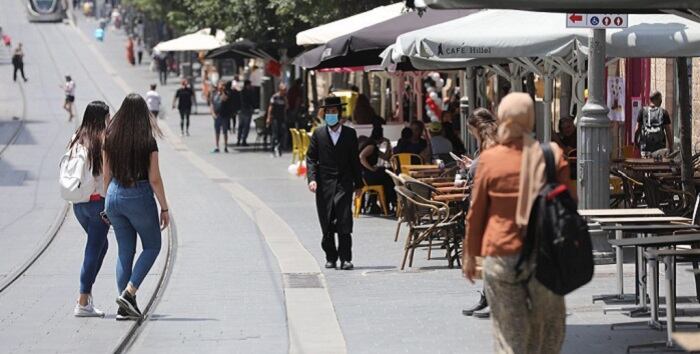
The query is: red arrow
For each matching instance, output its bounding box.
[569,13,583,23]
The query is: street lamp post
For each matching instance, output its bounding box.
[577,28,611,209]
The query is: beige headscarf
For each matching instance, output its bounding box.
[497,93,549,228]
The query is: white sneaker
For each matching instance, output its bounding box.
[74,296,105,317]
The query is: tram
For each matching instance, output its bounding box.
[26,0,65,22]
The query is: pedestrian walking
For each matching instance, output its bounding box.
[459,108,498,319]
[145,84,161,119]
[225,80,240,134]
[464,93,570,354]
[634,91,673,157]
[237,80,255,146]
[267,83,288,157]
[62,75,76,121]
[62,101,111,317]
[125,36,135,66]
[11,42,27,82]
[209,81,229,153]
[173,79,196,136]
[156,53,168,85]
[136,37,144,65]
[103,93,170,321]
[306,96,363,271]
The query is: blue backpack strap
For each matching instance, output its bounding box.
[541,142,556,184]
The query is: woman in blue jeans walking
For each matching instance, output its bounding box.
[103,93,170,320]
[70,101,111,317]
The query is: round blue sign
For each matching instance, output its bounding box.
[590,16,600,25]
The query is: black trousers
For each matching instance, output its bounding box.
[13,64,26,81]
[179,108,191,131]
[159,70,167,85]
[322,233,352,263]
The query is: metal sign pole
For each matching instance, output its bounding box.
[578,28,611,209]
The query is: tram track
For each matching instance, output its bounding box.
[46,15,178,352]
[1,12,177,352]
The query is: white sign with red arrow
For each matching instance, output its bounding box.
[566,13,628,29]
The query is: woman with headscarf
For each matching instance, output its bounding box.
[464,93,572,353]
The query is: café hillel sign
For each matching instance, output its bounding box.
[566,13,628,29]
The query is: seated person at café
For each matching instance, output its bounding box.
[552,116,577,155]
[428,121,454,161]
[393,127,414,154]
[359,124,396,213]
[442,121,466,156]
[396,120,431,162]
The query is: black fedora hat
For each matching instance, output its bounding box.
[319,96,347,109]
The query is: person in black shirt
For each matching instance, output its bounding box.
[634,91,673,157]
[238,80,256,146]
[226,80,241,134]
[359,124,396,212]
[172,80,196,136]
[552,116,577,155]
[267,83,287,157]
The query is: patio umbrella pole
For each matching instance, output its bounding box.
[578,29,611,209]
[677,57,696,206]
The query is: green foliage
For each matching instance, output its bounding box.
[126,0,395,54]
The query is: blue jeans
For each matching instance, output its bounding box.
[73,199,110,294]
[105,180,161,293]
[238,109,253,143]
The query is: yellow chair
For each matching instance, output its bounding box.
[354,179,389,218]
[300,129,311,158]
[289,128,302,163]
[390,153,424,175]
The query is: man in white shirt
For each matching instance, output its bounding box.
[146,84,161,119]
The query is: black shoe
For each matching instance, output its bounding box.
[116,290,142,318]
[473,306,490,319]
[462,293,488,316]
[116,307,139,321]
[224,147,229,153]
[325,261,337,269]
[236,142,240,146]
[242,142,249,147]
[340,261,354,270]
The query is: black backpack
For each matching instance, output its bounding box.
[516,143,594,296]
[640,107,666,151]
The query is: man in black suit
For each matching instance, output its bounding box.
[306,97,363,270]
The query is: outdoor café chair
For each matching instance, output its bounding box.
[386,169,406,242]
[390,153,423,175]
[289,128,302,164]
[395,186,462,270]
[642,176,693,216]
[353,178,389,218]
[300,129,310,157]
[611,167,646,208]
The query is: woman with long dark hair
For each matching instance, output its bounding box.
[460,108,498,319]
[104,93,170,320]
[70,101,110,317]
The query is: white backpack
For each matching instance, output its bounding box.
[59,143,97,203]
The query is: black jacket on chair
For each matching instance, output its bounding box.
[306,125,363,236]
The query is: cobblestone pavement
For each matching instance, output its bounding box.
[2,1,700,353]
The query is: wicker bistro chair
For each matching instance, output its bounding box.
[385,170,406,242]
[395,186,463,270]
[642,176,694,216]
[611,167,646,208]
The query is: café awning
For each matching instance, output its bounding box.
[295,8,473,69]
[154,28,227,52]
[296,3,406,46]
[385,10,700,69]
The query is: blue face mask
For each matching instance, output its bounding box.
[325,113,339,126]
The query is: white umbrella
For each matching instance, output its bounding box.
[296,2,406,46]
[385,10,700,68]
[154,28,227,52]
